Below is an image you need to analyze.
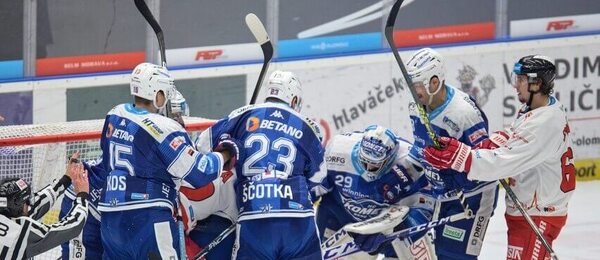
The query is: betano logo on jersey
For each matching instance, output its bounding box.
[112,128,134,142]
[106,123,114,138]
[246,117,260,132]
[340,196,388,221]
[245,116,304,139]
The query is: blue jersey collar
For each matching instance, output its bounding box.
[125,103,149,115]
[428,85,454,120]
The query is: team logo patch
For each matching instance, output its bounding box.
[468,129,487,143]
[288,201,304,209]
[221,170,233,183]
[186,148,195,156]
[141,118,164,137]
[270,110,284,119]
[130,193,149,200]
[169,136,186,151]
[16,179,28,190]
[246,117,260,132]
[442,225,466,241]
[197,156,208,172]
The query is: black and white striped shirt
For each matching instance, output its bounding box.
[0,176,89,259]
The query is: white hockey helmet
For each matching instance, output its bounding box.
[358,125,399,177]
[166,89,189,126]
[265,70,303,112]
[130,62,175,111]
[406,48,445,103]
[168,89,190,117]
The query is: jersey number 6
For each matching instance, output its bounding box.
[560,147,576,193]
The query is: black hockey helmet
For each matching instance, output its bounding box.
[0,178,32,218]
[513,55,556,95]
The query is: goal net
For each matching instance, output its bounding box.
[0,117,214,259]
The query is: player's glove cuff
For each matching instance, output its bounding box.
[214,135,242,171]
[475,131,509,150]
[424,137,472,174]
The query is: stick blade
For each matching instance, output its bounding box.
[245,13,270,45]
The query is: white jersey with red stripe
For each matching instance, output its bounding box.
[178,170,238,233]
[468,96,575,217]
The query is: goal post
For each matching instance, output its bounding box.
[0,117,215,258]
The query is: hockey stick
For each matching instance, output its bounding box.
[384,0,439,149]
[245,13,273,105]
[322,210,471,259]
[385,0,472,217]
[192,224,236,260]
[134,0,167,67]
[134,1,186,258]
[499,179,559,260]
[189,14,271,260]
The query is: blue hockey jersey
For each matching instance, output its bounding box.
[97,103,224,213]
[196,102,326,221]
[320,132,428,222]
[407,84,491,193]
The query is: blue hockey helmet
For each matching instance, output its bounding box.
[359,125,399,177]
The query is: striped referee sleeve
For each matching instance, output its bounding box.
[28,175,72,220]
[22,192,89,258]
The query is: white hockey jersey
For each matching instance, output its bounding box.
[178,170,238,233]
[468,96,575,217]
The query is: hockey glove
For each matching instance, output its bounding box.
[214,135,242,171]
[423,137,472,174]
[475,131,509,150]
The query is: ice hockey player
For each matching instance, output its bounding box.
[97,62,239,259]
[59,158,104,260]
[196,70,327,259]
[0,152,89,259]
[424,55,575,260]
[404,47,498,259]
[317,125,436,259]
[59,88,190,260]
[177,168,237,259]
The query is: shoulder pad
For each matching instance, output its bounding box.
[141,114,186,141]
[304,117,323,142]
[228,104,255,119]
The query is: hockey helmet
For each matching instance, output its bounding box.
[0,178,32,218]
[265,70,303,112]
[512,55,556,95]
[358,125,399,177]
[406,48,446,101]
[130,62,176,111]
[166,89,190,126]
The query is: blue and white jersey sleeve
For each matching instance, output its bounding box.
[453,94,489,146]
[158,130,224,189]
[303,119,328,199]
[98,104,224,212]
